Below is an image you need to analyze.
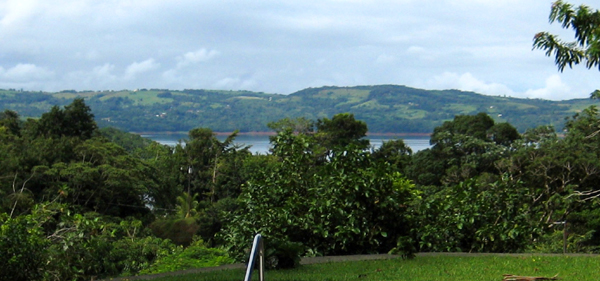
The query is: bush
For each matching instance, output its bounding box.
[149,217,200,246]
[528,230,597,254]
[139,238,234,274]
[0,215,48,281]
[264,238,304,269]
[108,236,180,276]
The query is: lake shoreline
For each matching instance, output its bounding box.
[133,131,432,137]
[143,133,432,153]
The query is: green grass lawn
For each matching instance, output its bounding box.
[146,254,600,281]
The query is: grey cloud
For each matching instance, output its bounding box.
[124,59,160,80]
[0,0,597,99]
[0,63,53,82]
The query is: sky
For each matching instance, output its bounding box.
[0,0,598,101]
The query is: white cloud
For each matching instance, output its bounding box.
[425,72,578,100]
[161,69,179,83]
[524,75,571,100]
[60,63,120,91]
[93,63,117,80]
[214,76,257,90]
[214,77,241,88]
[0,0,41,28]
[124,59,159,80]
[426,72,516,97]
[176,48,219,68]
[0,63,53,81]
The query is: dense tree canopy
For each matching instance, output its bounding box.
[5,98,600,280]
[33,98,97,139]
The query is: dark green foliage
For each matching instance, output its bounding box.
[0,203,181,281]
[415,177,543,252]
[221,125,418,264]
[410,113,518,186]
[40,137,156,218]
[264,239,304,269]
[371,139,412,172]
[149,218,200,247]
[33,98,97,140]
[1,86,595,134]
[195,197,239,244]
[0,214,48,281]
[0,110,21,136]
[106,235,180,276]
[99,127,154,153]
[267,117,314,134]
[405,148,445,186]
[175,128,251,203]
[488,122,521,145]
[431,112,495,145]
[139,239,233,274]
[135,142,182,214]
[7,95,600,280]
[315,113,369,149]
[0,101,248,279]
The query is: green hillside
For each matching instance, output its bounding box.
[0,85,596,133]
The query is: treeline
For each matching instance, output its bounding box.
[2,99,600,280]
[1,85,596,134]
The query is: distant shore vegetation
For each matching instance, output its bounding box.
[0,85,595,135]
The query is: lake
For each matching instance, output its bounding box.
[142,134,431,154]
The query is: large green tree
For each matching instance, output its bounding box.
[32,98,97,139]
[315,113,369,150]
[221,126,418,263]
[408,113,519,186]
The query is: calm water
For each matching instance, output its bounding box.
[142,134,431,154]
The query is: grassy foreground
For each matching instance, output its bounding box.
[149,254,600,281]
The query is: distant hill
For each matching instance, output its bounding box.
[0,85,596,134]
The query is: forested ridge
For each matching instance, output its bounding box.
[0,84,595,134]
[2,97,600,280]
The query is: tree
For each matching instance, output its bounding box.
[267,117,314,135]
[41,138,157,218]
[315,113,369,150]
[430,112,495,146]
[0,110,21,136]
[411,113,518,186]
[63,98,98,139]
[372,139,413,172]
[32,98,98,139]
[414,176,544,253]
[488,122,521,146]
[221,122,418,264]
[177,128,250,203]
[533,1,600,98]
[0,214,48,281]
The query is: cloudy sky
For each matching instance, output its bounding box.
[0,0,597,100]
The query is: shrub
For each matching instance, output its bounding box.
[149,217,200,246]
[528,230,597,254]
[264,238,304,269]
[0,215,48,281]
[108,236,180,276]
[139,238,234,274]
